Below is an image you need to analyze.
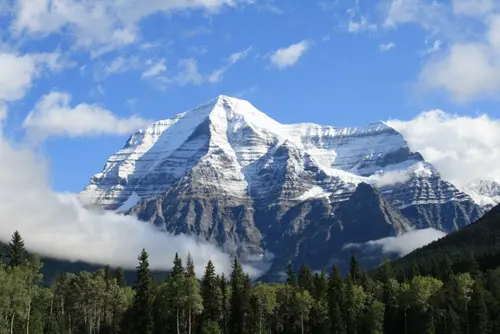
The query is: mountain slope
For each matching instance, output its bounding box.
[389,204,500,278]
[79,95,483,273]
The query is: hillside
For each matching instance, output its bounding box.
[390,204,500,278]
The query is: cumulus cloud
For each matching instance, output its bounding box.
[343,228,446,257]
[388,110,500,187]
[11,0,242,52]
[381,0,500,102]
[22,91,151,140]
[0,138,266,278]
[0,52,66,102]
[269,40,310,69]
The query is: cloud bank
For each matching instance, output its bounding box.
[343,228,446,257]
[388,110,500,187]
[0,137,266,278]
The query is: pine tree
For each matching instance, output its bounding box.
[220,274,229,334]
[286,261,297,288]
[131,249,154,334]
[186,253,195,278]
[469,279,488,334]
[7,230,26,267]
[114,267,127,287]
[229,257,248,334]
[201,261,221,325]
[298,264,314,294]
[441,256,454,283]
[349,255,361,285]
[168,253,186,334]
[328,265,345,334]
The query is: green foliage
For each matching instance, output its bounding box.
[6,222,500,334]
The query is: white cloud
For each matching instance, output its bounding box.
[452,0,494,17]
[11,0,242,51]
[208,47,252,83]
[381,0,500,102]
[0,138,265,278]
[379,42,396,52]
[269,40,310,69]
[368,170,411,187]
[0,52,64,102]
[141,58,167,79]
[343,228,446,257]
[349,17,377,33]
[388,110,500,187]
[22,91,151,140]
[419,42,500,102]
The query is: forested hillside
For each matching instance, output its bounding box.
[389,204,500,279]
[2,230,500,334]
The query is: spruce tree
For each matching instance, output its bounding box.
[201,261,221,325]
[328,265,345,334]
[286,261,297,288]
[168,253,186,334]
[131,249,154,334]
[470,280,488,334]
[186,253,195,278]
[220,274,229,334]
[114,267,127,287]
[229,257,248,334]
[7,230,26,267]
[349,255,361,285]
[298,264,314,294]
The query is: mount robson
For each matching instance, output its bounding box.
[78,95,487,279]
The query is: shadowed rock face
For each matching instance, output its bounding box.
[80,95,484,275]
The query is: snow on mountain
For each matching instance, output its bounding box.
[80,95,480,231]
[463,180,500,209]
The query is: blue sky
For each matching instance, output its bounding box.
[2,0,500,192]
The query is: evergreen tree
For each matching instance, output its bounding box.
[114,267,127,288]
[328,265,345,334]
[201,261,221,326]
[349,255,362,285]
[441,256,454,283]
[298,264,314,294]
[229,257,248,334]
[469,280,488,334]
[168,253,186,334]
[186,253,196,278]
[131,249,154,334]
[219,274,229,334]
[7,230,26,267]
[286,261,297,289]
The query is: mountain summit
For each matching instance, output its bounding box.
[80,96,483,272]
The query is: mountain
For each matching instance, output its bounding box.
[80,95,483,273]
[387,203,500,278]
[463,180,500,210]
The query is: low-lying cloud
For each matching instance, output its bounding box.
[0,138,266,278]
[343,228,447,257]
[367,169,411,188]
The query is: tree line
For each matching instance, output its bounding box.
[2,230,500,334]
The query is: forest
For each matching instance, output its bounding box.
[2,230,500,334]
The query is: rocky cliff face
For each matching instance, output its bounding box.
[79,95,483,273]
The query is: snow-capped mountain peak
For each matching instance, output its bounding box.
[80,95,481,234]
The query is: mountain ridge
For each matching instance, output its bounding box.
[79,95,484,274]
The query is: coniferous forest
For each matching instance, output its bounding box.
[3,230,500,334]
